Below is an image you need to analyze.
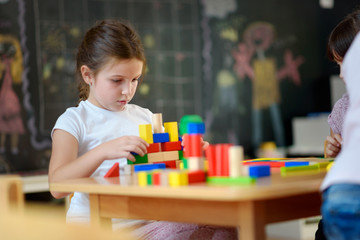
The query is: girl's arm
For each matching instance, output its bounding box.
[49,129,148,199]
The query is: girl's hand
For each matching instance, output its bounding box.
[101,136,149,162]
[325,134,342,158]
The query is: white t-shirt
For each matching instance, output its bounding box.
[321,32,360,191]
[52,100,153,223]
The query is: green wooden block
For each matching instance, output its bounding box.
[179,115,203,135]
[280,163,320,176]
[147,172,153,185]
[182,159,188,169]
[127,154,148,165]
[206,176,256,185]
[178,150,184,160]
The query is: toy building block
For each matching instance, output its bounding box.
[183,134,202,158]
[205,145,216,176]
[139,124,153,144]
[187,122,205,134]
[156,160,177,169]
[137,171,148,186]
[147,152,164,163]
[147,172,153,185]
[127,154,148,165]
[187,170,206,184]
[284,161,309,167]
[169,171,188,187]
[229,146,244,178]
[162,151,179,161]
[242,165,271,178]
[153,172,161,185]
[164,122,179,142]
[152,113,164,133]
[280,163,320,176]
[179,115,203,135]
[153,133,170,143]
[104,162,119,178]
[161,141,182,151]
[187,157,204,171]
[147,143,161,153]
[207,176,256,185]
[134,163,166,172]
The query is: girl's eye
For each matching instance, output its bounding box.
[132,78,139,82]
[112,79,122,83]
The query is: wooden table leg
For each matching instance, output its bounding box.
[238,201,266,240]
[89,194,111,229]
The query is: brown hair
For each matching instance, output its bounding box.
[76,19,146,102]
[327,9,360,62]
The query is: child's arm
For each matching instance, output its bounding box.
[324,129,342,158]
[49,129,148,199]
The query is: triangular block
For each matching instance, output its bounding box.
[104,162,119,178]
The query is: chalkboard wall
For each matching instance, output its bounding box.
[0,0,359,173]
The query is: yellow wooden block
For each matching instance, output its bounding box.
[162,151,179,161]
[147,152,164,163]
[164,122,179,142]
[169,171,188,187]
[137,172,147,186]
[139,124,153,144]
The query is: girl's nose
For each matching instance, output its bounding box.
[121,81,132,95]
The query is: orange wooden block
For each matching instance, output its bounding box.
[156,160,177,169]
[104,162,119,178]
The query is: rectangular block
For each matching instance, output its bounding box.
[206,176,256,185]
[137,172,148,186]
[127,154,148,165]
[164,122,179,142]
[161,141,182,151]
[229,146,244,178]
[187,170,206,184]
[162,151,179,161]
[134,163,166,172]
[188,157,204,171]
[187,122,205,134]
[147,143,161,153]
[169,171,188,187]
[152,113,164,133]
[153,133,170,143]
[205,145,216,177]
[147,152,164,163]
[156,160,177,169]
[248,165,271,178]
[139,124,153,144]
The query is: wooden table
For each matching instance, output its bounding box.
[50,170,326,240]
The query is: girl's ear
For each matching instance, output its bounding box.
[80,65,93,85]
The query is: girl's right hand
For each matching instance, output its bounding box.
[101,136,149,162]
[325,134,342,158]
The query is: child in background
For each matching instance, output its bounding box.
[321,31,360,240]
[324,10,360,158]
[48,19,236,239]
[317,9,360,240]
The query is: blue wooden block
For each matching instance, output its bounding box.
[248,165,270,178]
[134,163,166,172]
[187,122,205,134]
[153,133,170,143]
[285,161,309,167]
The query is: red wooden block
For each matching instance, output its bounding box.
[187,170,206,184]
[222,144,233,176]
[205,145,216,177]
[156,160,177,169]
[188,134,202,157]
[153,172,161,185]
[161,141,182,151]
[104,162,119,178]
[147,143,161,153]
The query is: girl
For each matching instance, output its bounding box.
[49,19,236,239]
[324,10,360,158]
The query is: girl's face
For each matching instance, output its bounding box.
[86,58,143,112]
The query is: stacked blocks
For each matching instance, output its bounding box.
[128,113,182,166]
[180,115,205,171]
